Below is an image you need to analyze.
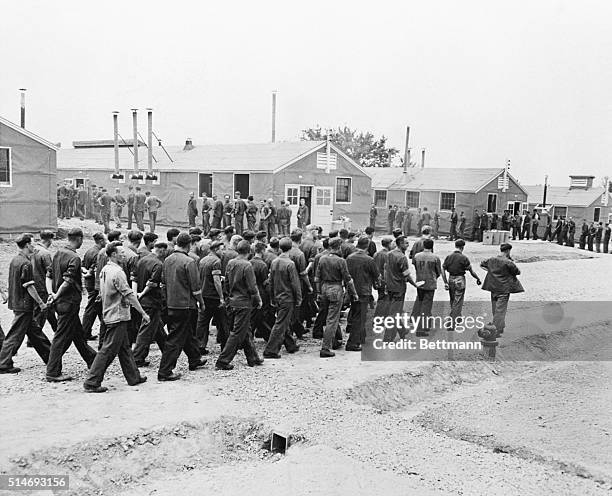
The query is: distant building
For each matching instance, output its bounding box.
[0,115,58,234]
[369,167,528,235]
[56,140,371,230]
[525,175,612,225]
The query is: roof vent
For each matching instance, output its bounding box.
[569,175,594,190]
[183,138,194,151]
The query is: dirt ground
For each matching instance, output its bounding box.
[0,218,611,495]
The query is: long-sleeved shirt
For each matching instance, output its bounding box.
[225,257,260,308]
[315,252,352,286]
[48,246,82,306]
[31,242,53,295]
[82,244,101,291]
[269,253,302,305]
[133,252,163,308]
[162,250,201,310]
[346,250,379,298]
[413,250,442,291]
[480,255,524,294]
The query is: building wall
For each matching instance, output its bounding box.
[273,151,371,230]
[0,123,57,234]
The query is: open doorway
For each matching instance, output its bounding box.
[234,173,250,197]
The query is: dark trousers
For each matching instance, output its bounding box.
[278,222,290,236]
[471,226,479,241]
[411,289,435,333]
[579,234,586,249]
[84,321,141,387]
[512,226,519,240]
[195,298,228,351]
[217,306,259,366]
[127,204,134,229]
[383,291,406,341]
[133,306,166,362]
[319,283,344,351]
[247,216,256,231]
[223,214,232,228]
[47,305,97,378]
[521,224,530,240]
[544,226,552,241]
[235,217,244,235]
[448,275,466,328]
[149,211,157,232]
[491,292,510,335]
[33,302,57,333]
[347,299,369,347]
[82,288,105,338]
[59,198,69,218]
[202,213,210,235]
[135,210,145,231]
[604,239,610,253]
[188,213,196,227]
[264,303,297,354]
[532,223,539,240]
[158,309,201,377]
[450,223,457,240]
[267,221,276,239]
[101,210,111,234]
[212,216,222,229]
[251,303,273,341]
[0,311,51,370]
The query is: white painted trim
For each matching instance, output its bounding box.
[439,191,456,212]
[486,193,498,213]
[273,142,326,173]
[475,168,529,197]
[373,189,388,208]
[405,190,421,208]
[335,176,352,204]
[198,172,214,197]
[0,116,59,150]
[0,146,12,187]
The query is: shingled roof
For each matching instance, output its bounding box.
[368,167,525,193]
[524,184,611,207]
[57,140,347,173]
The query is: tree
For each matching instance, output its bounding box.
[300,125,400,167]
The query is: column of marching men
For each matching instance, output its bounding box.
[0,195,527,393]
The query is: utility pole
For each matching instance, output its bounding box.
[543,174,548,208]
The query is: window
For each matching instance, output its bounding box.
[286,187,298,205]
[374,190,387,207]
[0,147,11,186]
[316,187,332,206]
[487,193,498,213]
[594,207,601,222]
[198,173,213,197]
[440,192,455,211]
[405,191,420,208]
[234,173,250,197]
[336,177,352,203]
[552,206,567,219]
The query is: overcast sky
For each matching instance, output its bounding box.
[1,0,611,186]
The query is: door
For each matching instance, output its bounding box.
[285,184,313,229]
[234,174,250,197]
[312,186,334,230]
[507,201,521,215]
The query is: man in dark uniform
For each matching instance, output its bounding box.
[46,228,97,382]
[511,213,520,240]
[215,241,263,370]
[369,203,377,230]
[579,219,588,249]
[373,237,393,317]
[471,209,480,241]
[449,207,458,241]
[158,233,206,381]
[560,217,568,245]
[314,237,357,357]
[32,230,58,333]
[76,184,87,220]
[531,210,539,240]
[277,200,291,236]
[82,232,106,341]
[83,242,148,393]
[383,235,418,342]
[113,188,126,228]
[604,223,611,254]
[395,207,405,233]
[346,237,379,351]
[187,192,198,228]
[297,198,309,229]
[480,243,524,338]
[246,196,258,231]
[263,238,302,358]
[458,211,466,239]
[58,182,69,219]
[0,235,51,374]
[222,195,233,228]
[555,216,564,244]
[288,229,313,339]
[543,214,552,241]
[566,217,576,247]
[480,211,490,242]
[126,185,135,230]
[134,186,147,231]
[233,191,247,235]
[98,188,113,234]
[201,192,212,235]
[196,240,228,353]
[364,226,377,257]
[595,222,603,252]
[387,205,395,235]
[250,242,273,341]
[501,211,509,231]
[132,241,168,366]
[587,222,595,251]
[212,195,224,229]
[267,199,278,238]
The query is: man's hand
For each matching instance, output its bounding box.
[141,312,151,325]
[219,298,226,307]
[137,292,144,300]
[47,294,56,304]
[39,301,48,311]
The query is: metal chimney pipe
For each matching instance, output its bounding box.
[19,89,26,128]
[112,111,120,175]
[131,109,139,173]
[542,174,548,207]
[403,126,410,171]
[421,148,425,168]
[271,91,277,143]
[147,108,153,174]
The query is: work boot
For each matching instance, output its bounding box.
[188,359,207,371]
[158,373,182,382]
[286,345,300,354]
[320,349,335,358]
[215,362,234,371]
[0,367,21,374]
[247,358,264,367]
[129,376,147,386]
[135,360,150,367]
[46,374,73,382]
[263,352,281,359]
[84,385,108,393]
[345,344,362,352]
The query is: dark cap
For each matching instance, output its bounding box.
[208,228,222,239]
[256,230,267,240]
[500,243,513,252]
[392,228,403,237]
[209,240,224,251]
[188,227,203,235]
[39,230,55,240]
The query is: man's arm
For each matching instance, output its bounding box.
[400,256,417,287]
[186,261,205,308]
[245,266,262,308]
[288,264,302,307]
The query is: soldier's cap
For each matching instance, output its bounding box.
[421,225,432,234]
[392,228,403,237]
[255,230,267,239]
[329,237,343,250]
[208,228,222,238]
[15,234,33,248]
[242,230,255,240]
[188,227,203,235]
[500,243,513,252]
[39,230,55,240]
[67,228,84,238]
[154,241,168,249]
[209,240,224,250]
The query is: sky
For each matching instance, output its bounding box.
[1,0,611,186]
